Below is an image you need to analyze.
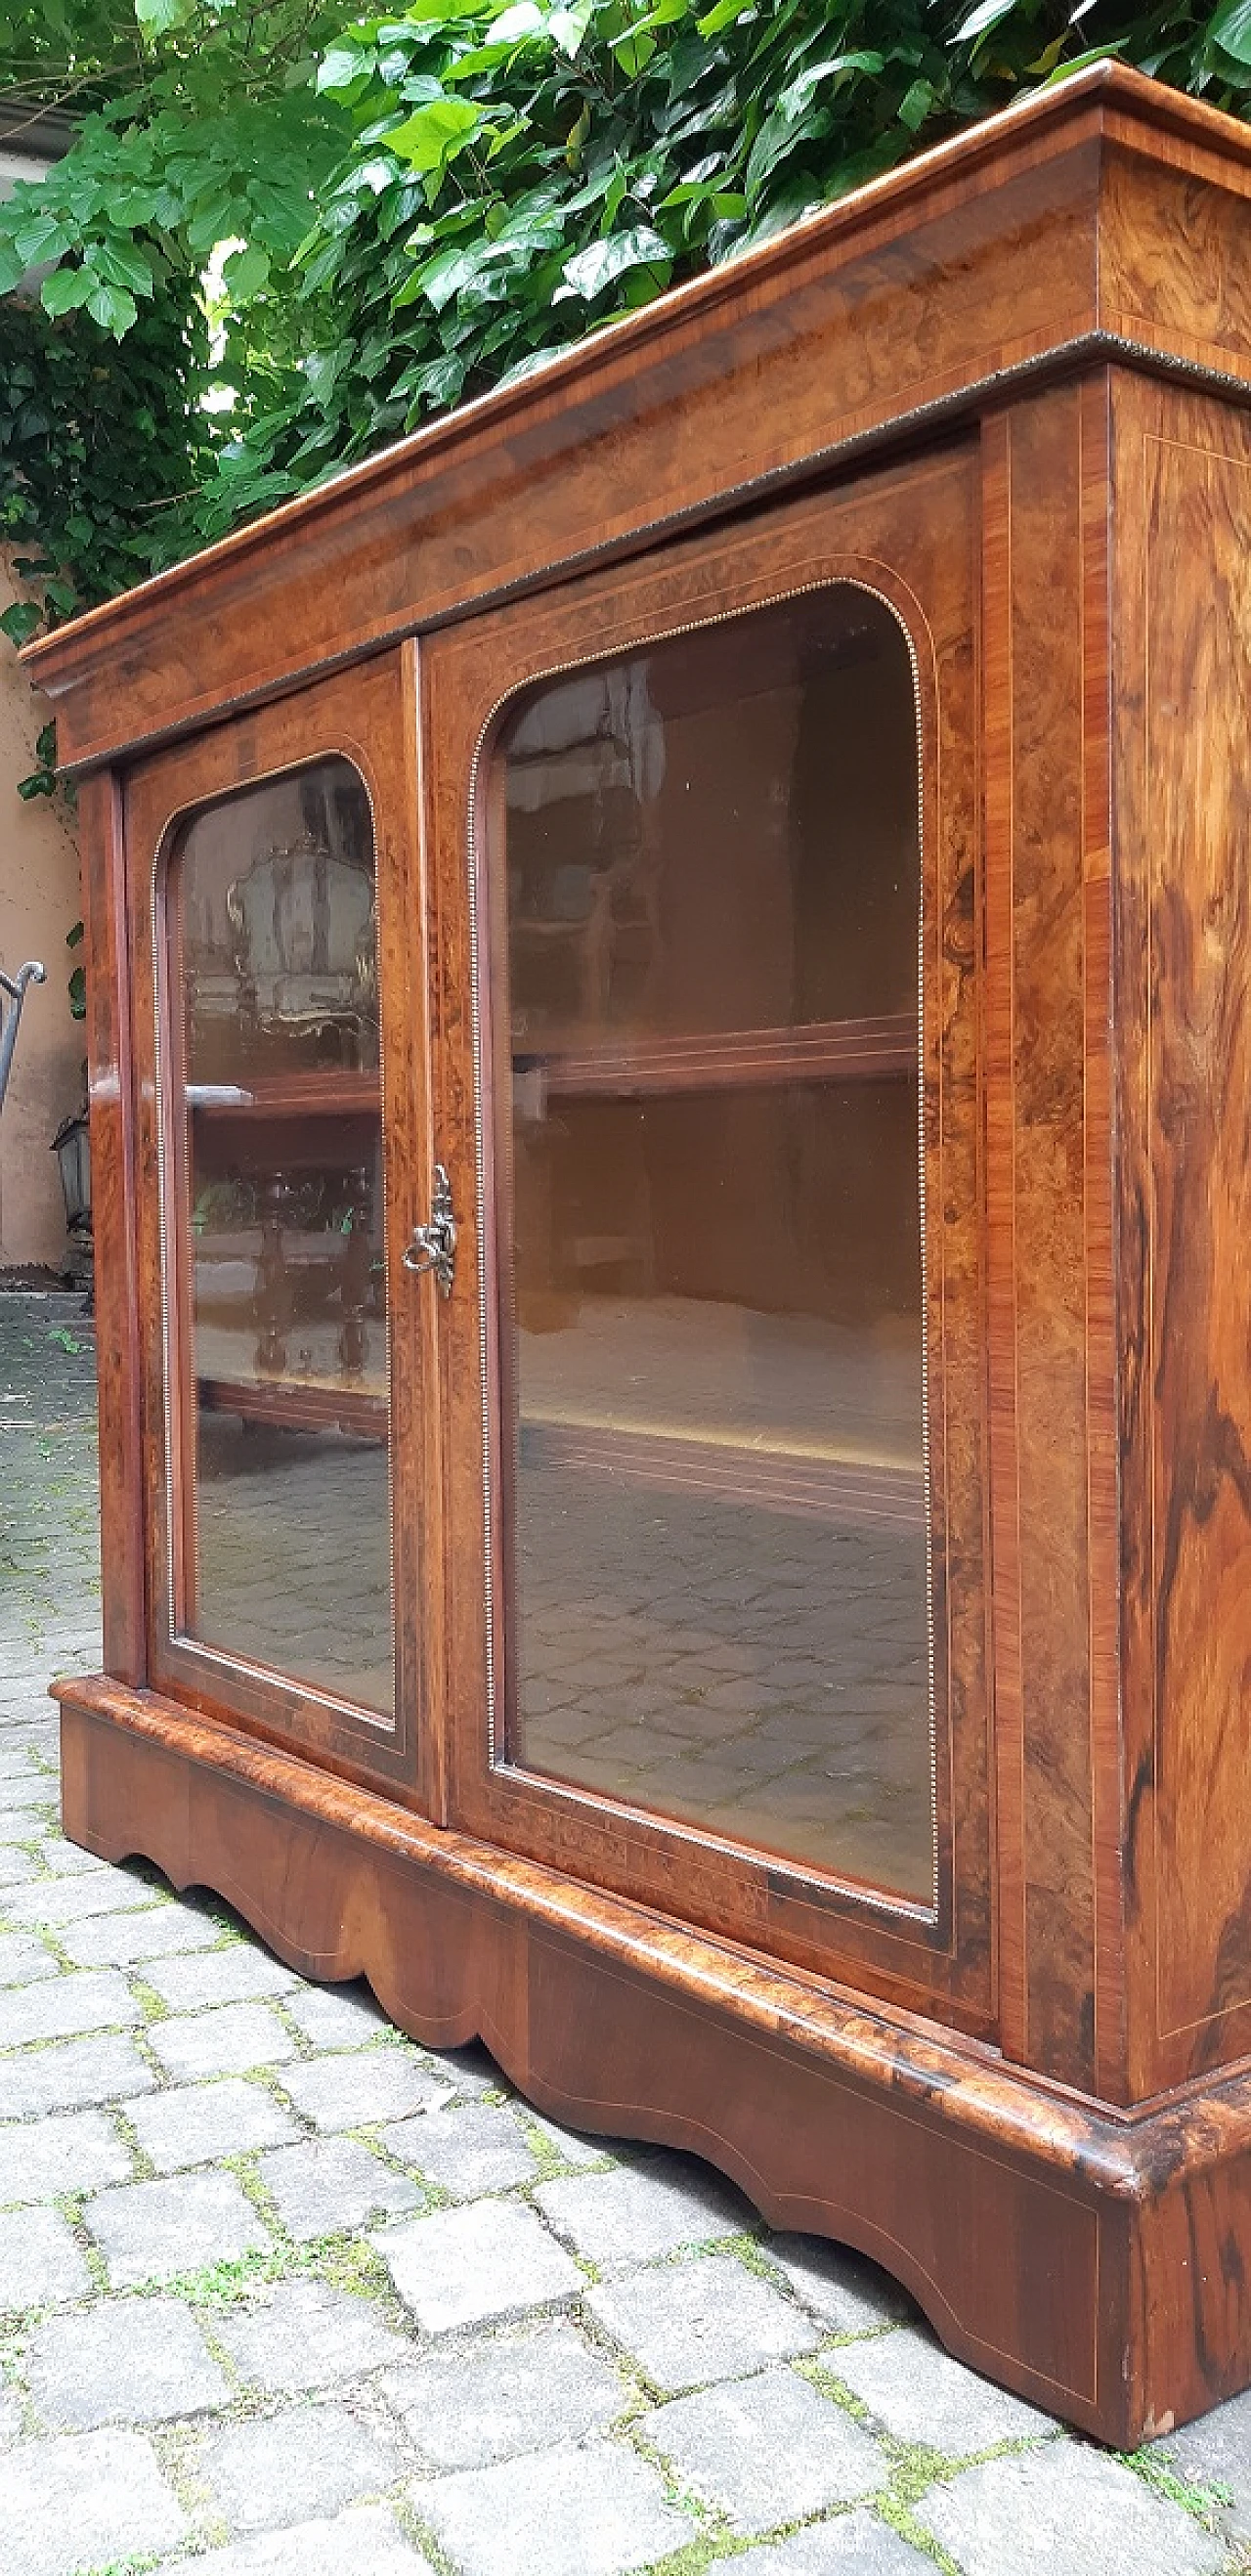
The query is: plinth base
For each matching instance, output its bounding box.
[54,1673,1251,2445]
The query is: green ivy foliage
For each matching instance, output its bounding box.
[3,0,1251,630]
[0,283,211,648]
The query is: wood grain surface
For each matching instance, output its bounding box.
[1113,377,1251,2095]
[78,768,147,1689]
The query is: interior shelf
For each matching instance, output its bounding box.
[520,1413,925,1528]
[198,1374,387,1440]
[512,1012,916,1099]
[187,1070,380,1119]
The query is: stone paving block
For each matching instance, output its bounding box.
[128,2075,300,2174]
[535,2153,749,2271]
[257,2135,421,2239]
[0,1801,56,1840]
[1157,2388,1251,2541]
[282,1984,387,2049]
[88,2165,272,2288]
[25,2294,230,2428]
[587,2249,820,2393]
[200,2399,406,2532]
[150,1998,298,2080]
[280,2049,453,2133]
[2,1869,166,1928]
[186,2502,427,2573]
[412,2435,694,2576]
[375,2198,582,2334]
[0,1932,59,1987]
[641,2368,884,2535]
[0,2204,92,2309]
[59,1902,221,1967]
[0,2105,132,2205]
[36,1836,113,1877]
[0,1762,55,1797]
[380,2102,538,2199]
[0,2424,189,2576]
[523,2109,614,2168]
[2,2030,156,2118]
[831,2323,1056,2454]
[425,2039,508,2100]
[145,1943,302,2011]
[917,2443,1225,2576]
[214,2277,413,2391]
[0,1964,143,2049]
[0,1746,49,1782]
[0,1848,41,1888]
[739,2511,932,2571]
[381,2317,626,2468]
[761,2234,914,2336]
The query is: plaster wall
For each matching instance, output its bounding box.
[0,558,82,1268]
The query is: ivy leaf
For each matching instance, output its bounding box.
[487,2,547,37]
[40,268,95,317]
[13,215,74,269]
[1209,0,1251,62]
[0,243,30,295]
[318,45,372,92]
[0,601,42,647]
[953,0,1022,42]
[89,240,155,298]
[222,244,272,300]
[135,0,196,30]
[549,1,594,55]
[557,225,672,300]
[898,77,935,129]
[386,99,483,172]
[85,278,139,338]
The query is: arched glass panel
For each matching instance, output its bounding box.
[494,584,932,1900]
[163,757,395,1717]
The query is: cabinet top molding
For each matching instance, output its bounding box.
[25,59,1251,773]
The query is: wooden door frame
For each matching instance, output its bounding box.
[423,444,992,2027]
[121,645,444,1809]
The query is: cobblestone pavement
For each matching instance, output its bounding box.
[2,1287,1249,2576]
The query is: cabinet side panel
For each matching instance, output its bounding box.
[1114,376,1251,2089]
[80,767,146,1685]
[986,383,1101,2089]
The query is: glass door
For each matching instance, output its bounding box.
[428,448,991,2018]
[126,652,438,1798]
[167,754,394,1711]
[497,589,930,1900]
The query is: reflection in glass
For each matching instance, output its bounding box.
[166,759,394,1715]
[496,587,933,1901]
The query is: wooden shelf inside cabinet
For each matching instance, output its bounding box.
[514,1013,917,1100]
[187,1070,381,1120]
[197,1373,388,1441]
[521,1413,925,1529]
[186,1072,383,1172]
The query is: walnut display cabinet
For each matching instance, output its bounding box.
[32,61,1251,2445]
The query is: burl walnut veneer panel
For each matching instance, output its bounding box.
[1112,375,1251,2098]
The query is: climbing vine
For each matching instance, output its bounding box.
[3,0,1251,633]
